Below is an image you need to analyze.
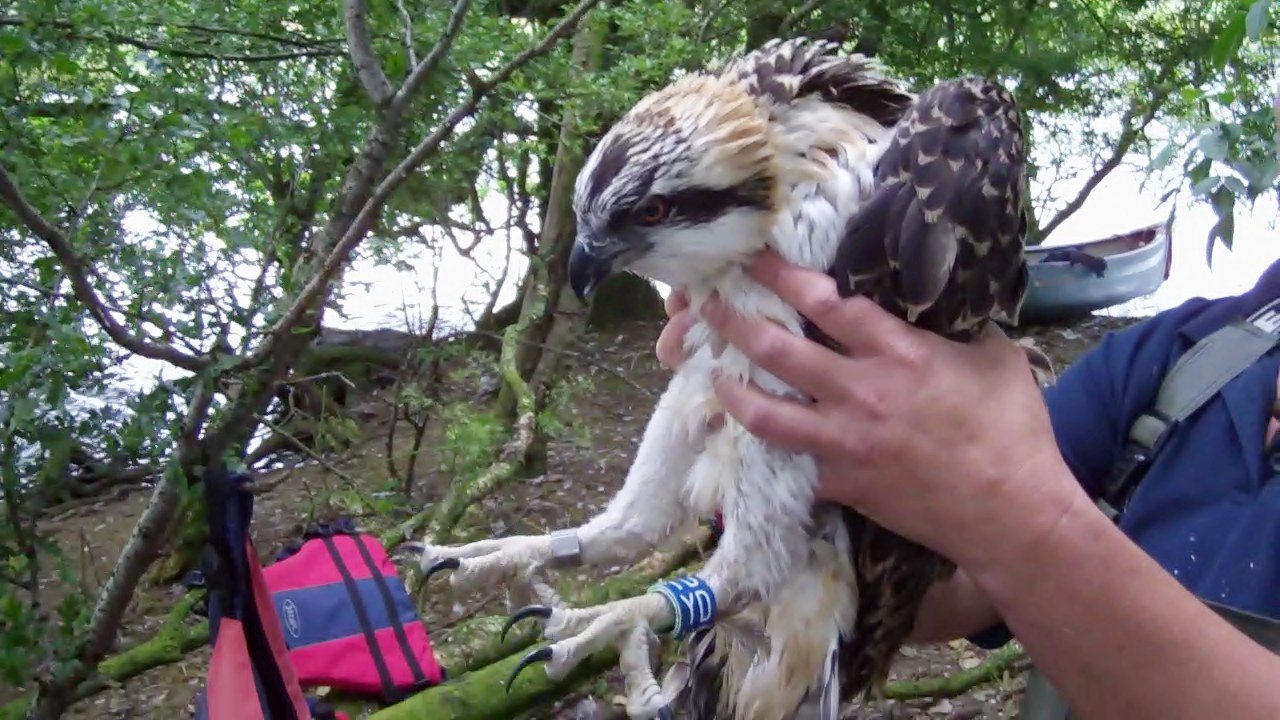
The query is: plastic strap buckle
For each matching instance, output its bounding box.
[647,575,716,639]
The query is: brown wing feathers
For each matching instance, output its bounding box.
[833,77,1029,341]
[829,78,1030,700]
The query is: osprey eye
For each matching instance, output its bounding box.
[634,196,670,225]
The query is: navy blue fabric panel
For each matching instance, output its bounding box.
[272,576,420,649]
[1040,296,1213,497]
[969,258,1280,649]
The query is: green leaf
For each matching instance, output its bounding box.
[1206,186,1237,264]
[1190,174,1220,196]
[1151,142,1179,170]
[0,33,26,55]
[1247,0,1271,39]
[1221,175,1247,196]
[51,54,79,75]
[1198,130,1228,162]
[1212,13,1248,68]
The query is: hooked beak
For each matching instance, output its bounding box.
[568,236,617,302]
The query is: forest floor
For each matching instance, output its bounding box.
[32,310,1143,720]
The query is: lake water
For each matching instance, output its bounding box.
[101,153,1280,412]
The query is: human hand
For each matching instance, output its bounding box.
[700,250,1082,570]
[655,289,695,371]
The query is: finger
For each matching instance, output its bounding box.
[813,460,865,508]
[664,289,689,318]
[713,375,840,457]
[745,250,908,356]
[656,309,697,370]
[702,295,849,401]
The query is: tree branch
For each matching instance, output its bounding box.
[1039,73,1175,239]
[29,462,186,719]
[0,14,345,63]
[0,164,210,373]
[344,0,394,105]
[395,0,417,66]
[244,0,603,367]
[781,0,828,34]
[392,0,473,112]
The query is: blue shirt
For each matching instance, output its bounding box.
[971,258,1280,648]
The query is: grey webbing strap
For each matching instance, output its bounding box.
[1098,299,1280,519]
[1130,318,1280,452]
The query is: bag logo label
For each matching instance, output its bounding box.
[1250,297,1280,334]
[282,598,302,638]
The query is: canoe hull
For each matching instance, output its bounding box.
[1018,224,1171,324]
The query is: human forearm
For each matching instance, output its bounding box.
[966,466,1280,720]
[909,569,1002,644]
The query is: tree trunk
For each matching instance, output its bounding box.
[499,11,608,417]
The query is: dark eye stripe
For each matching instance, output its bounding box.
[665,187,757,224]
[615,173,774,229]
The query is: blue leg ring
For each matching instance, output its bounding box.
[647,574,716,639]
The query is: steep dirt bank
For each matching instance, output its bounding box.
[38,311,1142,719]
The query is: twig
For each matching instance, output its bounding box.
[0,164,211,373]
[883,643,1027,700]
[469,328,656,398]
[395,0,417,65]
[280,370,357,388]
[255,415,360,489]
[1039,63,1177,238]
[392,0,473,112]
[0,15,344,49]
[344,0,394,105]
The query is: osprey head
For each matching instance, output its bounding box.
[569,75,779,300]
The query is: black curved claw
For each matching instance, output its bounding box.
[389,541,424,560]
[424,557,460,580]
[501,604,552,643]
[506,646,553,691]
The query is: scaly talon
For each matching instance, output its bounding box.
[389,541,424,560]
[506,645,554,691]
[502,604,552,643]
[425,557,460,580]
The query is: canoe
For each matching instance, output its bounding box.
[1018,222,1172,324]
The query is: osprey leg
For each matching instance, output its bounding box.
[505,575,738,719]
[402,363,713,600]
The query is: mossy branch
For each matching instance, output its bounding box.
[496,252,547,420]
[370,527,713,718]
[882,642,1026,700]
[367,642,618,720]
[428,410,538,545]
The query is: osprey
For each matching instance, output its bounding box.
[410,38,1029,718]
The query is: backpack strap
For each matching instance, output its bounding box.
[1097,298,1280,520]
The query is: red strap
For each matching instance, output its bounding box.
[207,620,265,720]
[246,540,313,718]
